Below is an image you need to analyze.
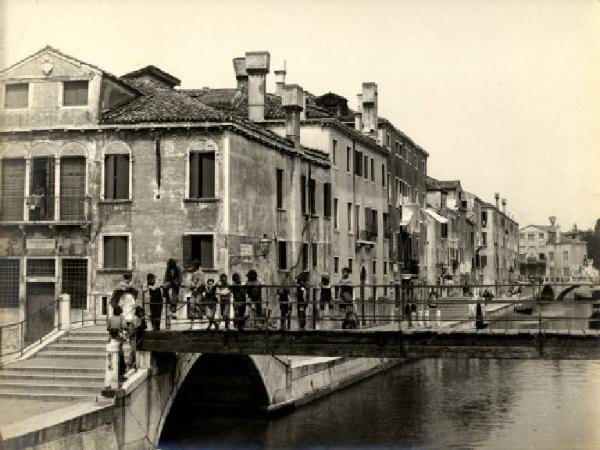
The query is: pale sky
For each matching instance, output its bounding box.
[1,0,598,230]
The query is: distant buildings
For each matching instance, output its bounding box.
[519,217,588,279]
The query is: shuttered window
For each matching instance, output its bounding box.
[301,176,307,215]
[311,243,318,268]
[308,179,316,215]
[103,236,129,269]
[60,157,86,220]
[104,154,129,200]
[63,81,89,106]
[1,159,25,220]
[323,183,331,218]
[0,259,20,307]
[302,243,309,271]
[189,152,215,198]
[354,150,362,176]
[4,83,29,109]
[183,235,214,270]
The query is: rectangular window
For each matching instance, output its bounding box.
[482,232,487,247]
[323,183,331,218]
[1,158,25,221]
[348,258,353,272]
[312,243,318,268]
[278,241,287,270]
[0,259,19,307]
[481,211,488,227]
[189,152,215,198]
[384,261,388,275]
[333,198,339,229]
[301,175,307,215]
[382,164,386,187]
[26,259,55,277]
[347,202,353,231]
[62,259,88,309]
[355,205,360,234]
[4,83,29,109]
[308,178,316,215]
[60,156,86,221]
[346,147,351,172]
[302,243,309,271]
[63,80,89,106]
[354,150,363,176]
[183,234,214,270]
[276,169,284,209]
[481,255,488,268]
[441,223,448,239]
[386,133,390,147]
[363,155,369,180]
[372,260,377,275]
[332,139,337,165]
[103,235,129,269]
[539,233,544,239]
[334,256,339,274]
[370,158,375,182]
[528,233,535,241]
[104,154,130,200]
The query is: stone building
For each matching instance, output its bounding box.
[0,46,331,338]
[518,217,588,279]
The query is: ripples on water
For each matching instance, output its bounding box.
[160,358,600,450]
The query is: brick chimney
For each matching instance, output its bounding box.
[275,60,286,96]
[233,57,247,90]
[245,51,270,122]
[495,192,500,209]
[281,84,304,147]
[361,82,378,133]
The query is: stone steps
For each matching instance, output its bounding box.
[0,380,102,393]
[0,390,99,402]
[36,350,106,360]
[0,371,104,383]
[48,343,107,352]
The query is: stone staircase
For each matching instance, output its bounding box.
[0,326,107,402]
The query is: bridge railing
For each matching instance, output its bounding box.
[132,282,600,334]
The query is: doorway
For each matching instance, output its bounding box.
[25,282,56,344]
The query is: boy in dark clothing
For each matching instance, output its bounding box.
[204,279,218,330]
[144,273,163,331]
[246,270,263,328]
[163,258,181,319]
[231,273,247,331]
[277,275,291,330]
[319,275,332,315]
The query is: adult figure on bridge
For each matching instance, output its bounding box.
[246,269,264,329]
[189,262,205,328]
[277,272,292,330]
[144,273,163,331]
[216,273,232,330]
[231,273,247,331]
[296,272,309,330]
[163,259,182,320]
[339,268,353,314]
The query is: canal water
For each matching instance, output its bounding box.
[160,297,600,450]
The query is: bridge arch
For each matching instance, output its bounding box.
[148,353,289,446]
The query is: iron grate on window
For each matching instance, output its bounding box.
[62,259,88,309]
[0,259,20,307]
[26,259,55,277]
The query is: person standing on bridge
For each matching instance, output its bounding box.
[205,279,218,330]
[231,273,247,330]
[144,273,163,331]
[246,270,264,329]
[189,262,205,328]
[296,272,308,330]
[216,273,232,330]
[277,272,292,330]
[339,268,353,314]
[163,258,182,320]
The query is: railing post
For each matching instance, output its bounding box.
[59,293,71,331]
[104,338,120,390]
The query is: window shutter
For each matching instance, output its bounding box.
[301,176,306,214]
[60,157,86,220]
[200,153,215,198]
[115,154,129,199]
[182,235,193,269]
[189,153,199,198]
[104,155,115,199]
[115,236,128,268]
[200,236,213,268]
[103,237,114,268]
[1,159,25,221]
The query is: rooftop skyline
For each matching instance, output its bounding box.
[1,0,598,229]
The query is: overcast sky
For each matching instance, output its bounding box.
[1,0,598,230]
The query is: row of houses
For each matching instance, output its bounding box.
[0,46,519,336]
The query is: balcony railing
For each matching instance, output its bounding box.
[358,229,378,244]
[0,195,90,224]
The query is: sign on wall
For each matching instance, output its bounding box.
[26,238,56,251]
[240,244,254,262]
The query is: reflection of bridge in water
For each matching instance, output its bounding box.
[140,283,600,361]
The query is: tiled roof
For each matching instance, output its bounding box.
[180,88,332,120]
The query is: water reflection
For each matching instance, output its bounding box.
[160,359,600,450]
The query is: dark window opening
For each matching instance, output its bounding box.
[354,150,363,176]
[278,241,287,270]
[308,178,316,215]
[103,236,128,269]
[312,243,318,268]
[302,243,309,271]
[276,169,284,209]
[189,152,215,198]
[104,154,129,200]
[183,234,214,270]
[323,183,331,218]
[29,157,55,221]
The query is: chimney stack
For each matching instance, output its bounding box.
[361,82,378,133]
[233,57,248,90]
[300,90,307,121]
[245,51,270,122]
[281,84,304,148]
[494,192,500,209]
[274,60,286,96]
[355,93,363,131]
[501,198,506,213]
